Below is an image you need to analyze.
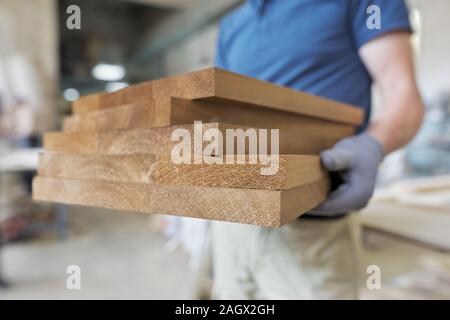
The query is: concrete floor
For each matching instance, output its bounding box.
[1,205,450,300]
[0,206,201,299]
[361,230,450,299]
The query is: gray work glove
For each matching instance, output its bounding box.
[311,132,384,216]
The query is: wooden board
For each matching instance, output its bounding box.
[32,176,329,227]
[64,99,170,132]
[71,92,107,114]
[72,68,363,125]
[64,97,355,141]
[44,122,339,155]
[38,153,326,190]
[44,122,225,155]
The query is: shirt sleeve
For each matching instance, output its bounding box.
[350,0,412,49]
[215,20,228,69]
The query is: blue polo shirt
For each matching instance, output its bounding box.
[216,0,412,128]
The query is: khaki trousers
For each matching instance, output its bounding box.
[211,214,360,299]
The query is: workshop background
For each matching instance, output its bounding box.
[1,0,450,299]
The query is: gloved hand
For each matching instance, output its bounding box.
[311,132,384,216]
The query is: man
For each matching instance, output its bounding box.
[212,0,424,299]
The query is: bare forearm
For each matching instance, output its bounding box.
[359,32,424,154]
[367,86,424,154]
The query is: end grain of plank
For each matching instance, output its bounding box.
[71,68,363,125]
[38,153,326,190]
[64,99,171,132]
[45,122,340,155]
[32,176,329,227]
[72,92,107,115]
[44,122,225,155]
[64,97,355,141]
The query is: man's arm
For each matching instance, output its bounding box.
[360,31,424,154]
[311,32,424,215]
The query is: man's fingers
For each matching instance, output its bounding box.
[311,182,359,215]
[320,149,353,172]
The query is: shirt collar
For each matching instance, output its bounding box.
[248,0,269,14]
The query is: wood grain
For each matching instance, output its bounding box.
[71,68,215,115]
[32,176,329,227]
[71,68,363,125]
[45,122,339,155]
[64,97,355,141]
[44,122,224,155]
[38,153,326,190]
[72,93,107,114]
[64,99,170,132]
[211,68,363,126]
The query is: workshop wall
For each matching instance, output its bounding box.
[0,0,58,133]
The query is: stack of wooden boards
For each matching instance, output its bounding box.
[32,68,363,227]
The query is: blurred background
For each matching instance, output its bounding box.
[0,0,450,299]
